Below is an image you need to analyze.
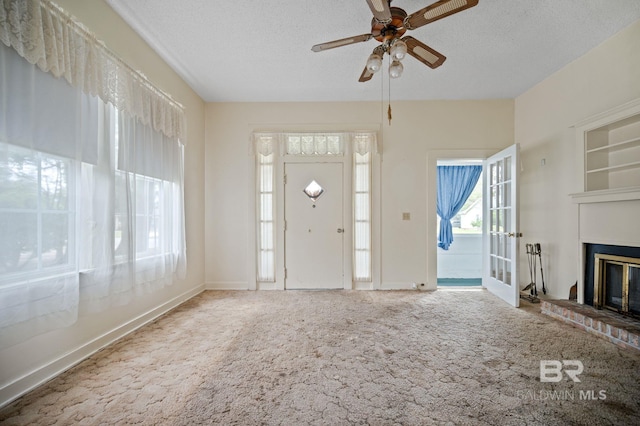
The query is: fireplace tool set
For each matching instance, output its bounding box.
[521,243,546,303]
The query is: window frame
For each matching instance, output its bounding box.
[0,144,77,285]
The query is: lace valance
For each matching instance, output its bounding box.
[250,131,378,156]
[0,0,186,144]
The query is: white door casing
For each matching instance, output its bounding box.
[284,162,344,289]
[483,144,520,307]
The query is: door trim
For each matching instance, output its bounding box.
[426,149,502,291]
[249,128,382,291]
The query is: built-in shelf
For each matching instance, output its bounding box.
[585,136,640,154]
[586,160,640,175]
[574,99,640,197]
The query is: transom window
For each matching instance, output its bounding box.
[286,134,345,156]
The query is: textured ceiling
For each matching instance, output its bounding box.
[105,0,640,103]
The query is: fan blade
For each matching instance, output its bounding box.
[402,36,446,69]
[358,66,374,82]
[312,34,374,52]
[405,0,478,30]
[365,0,392,23]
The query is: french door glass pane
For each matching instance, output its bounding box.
[491,256,497,278]
[503,182,511,206]
[505,259,512,285]
[504,156,512,180]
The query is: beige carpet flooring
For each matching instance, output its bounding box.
[1,289,640,425]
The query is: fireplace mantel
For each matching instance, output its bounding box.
[571,186,640,204]
[573,99,640,304]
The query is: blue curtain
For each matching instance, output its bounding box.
[437,165,482,250]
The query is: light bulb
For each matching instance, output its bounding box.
[389,60,403,78]
[390,39,407,61]
[366,53,383,73]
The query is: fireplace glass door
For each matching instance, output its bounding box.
[594,254,640,317]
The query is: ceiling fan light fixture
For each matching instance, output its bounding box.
[390,39,407,61]
[366,53,383,73]
[389,60,403,78]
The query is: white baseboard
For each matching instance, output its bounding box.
[205,281,249,290]
[257,282,278,290]
[380,281,423,290]
[0,284,205,409]
[353,282,373,290]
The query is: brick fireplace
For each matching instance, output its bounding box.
[542,100,640,350]
[540,199,640,351]
[540,299,640,350]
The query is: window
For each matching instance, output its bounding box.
[0,2,186,348]
[353,143,372,282]
[114,173,167,260]
[257,149,275,282]
[134,176,163,257]
[286,134,344,156]
[0,143,75,280]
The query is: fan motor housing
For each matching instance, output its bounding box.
[372,7,407,43]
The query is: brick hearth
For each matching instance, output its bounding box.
[541,300,640,351]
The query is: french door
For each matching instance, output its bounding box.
[483,144,520,307]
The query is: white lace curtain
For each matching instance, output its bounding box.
[0,0,186,143]
[0,1,186,348]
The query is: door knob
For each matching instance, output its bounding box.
[508,232,523,238]
[337,228,344,233]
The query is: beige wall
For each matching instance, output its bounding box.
[205,100,514,289]
[0,0,206,407]
[515,19,640,299]
[5,0,635,409]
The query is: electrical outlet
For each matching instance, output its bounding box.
[402,212,411,221]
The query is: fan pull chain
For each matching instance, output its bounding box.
[380,58,385,127]
[387,63,392,126]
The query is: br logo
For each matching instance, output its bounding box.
[540,360,584,382]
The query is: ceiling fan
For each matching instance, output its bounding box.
[311,0,479,82]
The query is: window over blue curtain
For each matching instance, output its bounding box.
[437,165,482,250]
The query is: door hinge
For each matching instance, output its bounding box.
[284,220,287,231]
[284,268,287,279]
[284,174,287,184]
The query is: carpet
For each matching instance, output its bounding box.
[1,289,639,425]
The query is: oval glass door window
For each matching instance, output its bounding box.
[303,180,324,203]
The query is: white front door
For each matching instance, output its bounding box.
[483,144,520,307]
[284,162,344,289]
